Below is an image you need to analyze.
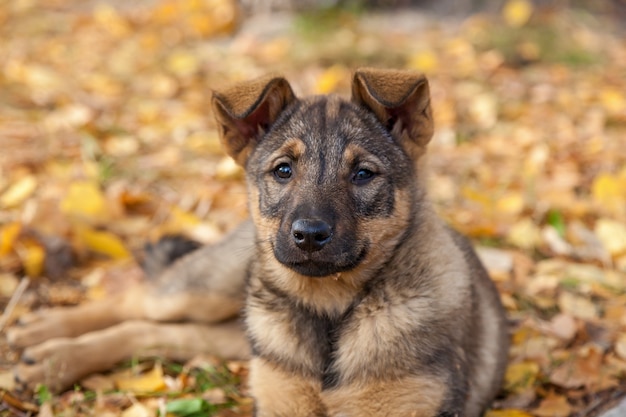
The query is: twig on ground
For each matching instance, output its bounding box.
[0,277,30,332]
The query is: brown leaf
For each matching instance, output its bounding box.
[550,345,606,389]
[533,392,572,417]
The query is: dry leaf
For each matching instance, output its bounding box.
[408,50,439,73]
[120,403,152,417]
[533,392,572,417]
[550,345,605,389]
[546,313,578,342]
[504,362,540,394]
[595,219,626,257]
[61,181,108,222]
[502,0,533,27]
[76,227,130,259]
[0,175,37,208]
[315,65,349,94]
[0,222,21,256]
[115,363,167,393]
[507,218,542,250]
[558,292,598,321]
[17,240,46,277]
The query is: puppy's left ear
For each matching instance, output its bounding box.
[352,68,433,152]
[212,75,296,165]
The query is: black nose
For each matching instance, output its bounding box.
[291,219,332,252]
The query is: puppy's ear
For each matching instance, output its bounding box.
[212,76,296,165]
[352,68,433,153]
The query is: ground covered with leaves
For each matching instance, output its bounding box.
[1,0,626,416]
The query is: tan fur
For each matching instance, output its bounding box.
[322,377,446,417]
[249,358,326,417]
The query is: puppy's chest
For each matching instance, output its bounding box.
[247,287,419,385]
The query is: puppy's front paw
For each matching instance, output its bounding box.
[6,310,56,348]
[13,339,84,393]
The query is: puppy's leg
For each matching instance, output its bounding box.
[14,319,250,392]
[322,377,450,417]
[7,286,146,348]
[249,358,327,417]
[8,220,255,347]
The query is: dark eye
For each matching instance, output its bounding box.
[352,168,375,185]
[273,163,293,181]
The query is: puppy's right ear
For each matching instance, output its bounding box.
[211,76,296,165]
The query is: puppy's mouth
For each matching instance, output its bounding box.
[273,245,368,278]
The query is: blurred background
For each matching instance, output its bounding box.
[1,0,626,416]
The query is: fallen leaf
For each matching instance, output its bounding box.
[120,403,152,417]
[0,222,21,256]
[115,363,166,393]
[166,50,199,77]
[76,227,131,259]
[592,173,626,218]
[504,361,540,394]
[558,292,598,321]
[0,175,37,208]
[550,345,605,389]
[61,181,108,222]
[315,65,349,94]
[595,219,626,257]
[546,313,578,342]
[408,49,439,73]
[533,392,572,417]
[17,240,46,277]
[507,218,542,250]
[502,0,533,28]
[0,371,16,390]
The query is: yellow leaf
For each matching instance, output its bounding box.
[115,363,166,393]
[121,403,153,417]
[93,4,131,37]
[592,173,626,217]
[595,219,626,257]
[0,175,37,208]
[558,292,597,321]
[408,50,439,73]
[61,181,108,221]
[77,227,130,259]
[315,65,348,94]
[507,218,542,250]
[600,88,626,114]
[166,51,199,77]
[462,186,493,211]
[502,0,533,28]
[170,206,201,229]
[0,223,21,256]
[504,361,540,394]
[485,410,534,417]
[151,1,179,24]
[496,192,525,216]
[19,241,46,278]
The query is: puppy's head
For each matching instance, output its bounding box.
[212,69,433,279]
